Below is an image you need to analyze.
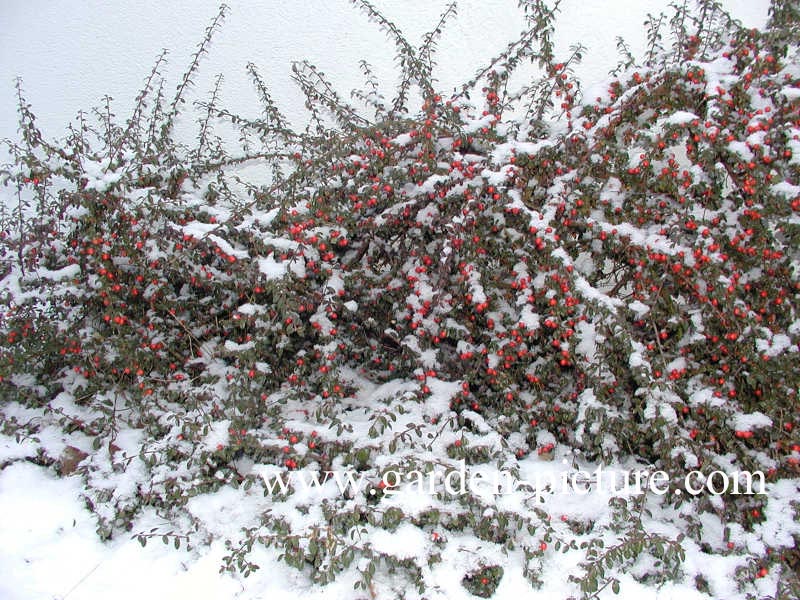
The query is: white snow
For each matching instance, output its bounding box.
[82,158,124,192]
[224,339,255,352]
[730,412,773,432]
[661,111,700,126]
[780,85,800,101]
[258,254,288,279]
[728,140,754,161]
[34,263,81,282]
[755,332,794,358]
[629,300,650,317]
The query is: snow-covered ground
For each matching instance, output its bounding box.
[3,409,798,600]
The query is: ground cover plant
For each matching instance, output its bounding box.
[1,0,799,598]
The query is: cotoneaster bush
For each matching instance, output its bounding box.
[1,0,799,597]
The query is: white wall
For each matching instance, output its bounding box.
[0,1,769,150]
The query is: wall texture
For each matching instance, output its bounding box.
[0,1,769,148]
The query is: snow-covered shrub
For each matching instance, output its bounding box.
[1,0,799,597]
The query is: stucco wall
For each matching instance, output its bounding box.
[0,1,769,146]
